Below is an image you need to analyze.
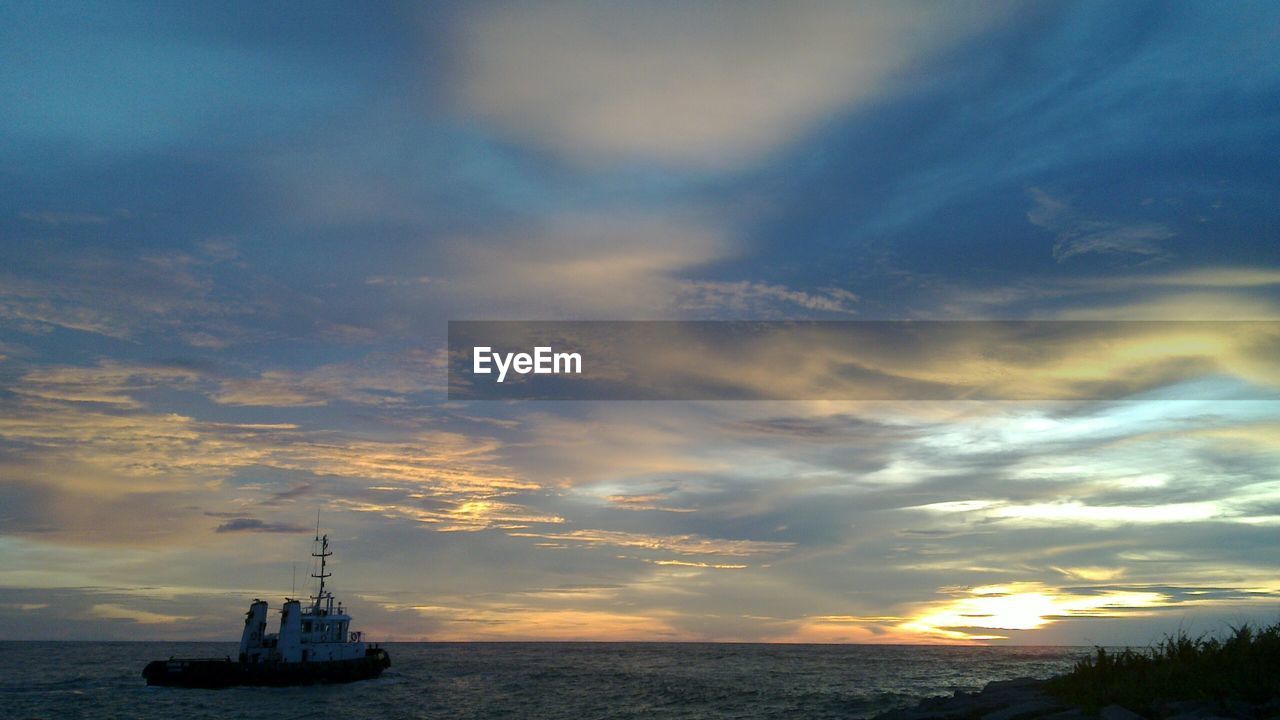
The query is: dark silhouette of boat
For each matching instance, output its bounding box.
[143,533,391,688]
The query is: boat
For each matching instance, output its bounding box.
[142,532,391,688]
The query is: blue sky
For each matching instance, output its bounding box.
[1,1,1279,643]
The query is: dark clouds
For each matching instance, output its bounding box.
[213,518,310,534]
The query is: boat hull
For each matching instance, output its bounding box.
[142,648,391,688]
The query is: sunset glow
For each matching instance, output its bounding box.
[2,2,1279,647]
[902,584,1167,641]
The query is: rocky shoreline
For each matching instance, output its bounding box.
[871,676,1280,720]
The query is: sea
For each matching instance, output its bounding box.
[0,642,1088,720]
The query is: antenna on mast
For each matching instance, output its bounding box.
[310,509,332,612]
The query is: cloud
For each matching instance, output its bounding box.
[1054,293,1280,321]
[334,495,563,533]
[89,603,195,625]
[602,493,696,513]
[210,349,445,406]
[212,372,331,407]
[383,602,685,642]
[451,1,1008,169]
[1027,188,1174,262]
[435,213,728,317]
[460,320,1280,400]
[920,265,1280,320]
[0,244,258,344]
[0,375,541,542]
[648,559,747,570]
[1127,268,1280,289]
[4,391,1279,642]
[506,528,793,558]
[260,483,314,506]
[675,281,859,316]
[365,275,433,287]
[431,213,870,317]
[12,361,203,407]
[7,350,444,412]
[912,498,1226,527]
[213,517,310,534]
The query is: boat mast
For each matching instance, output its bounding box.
[310,515,332,613]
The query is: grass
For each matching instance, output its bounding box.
[1044,622,1280,714]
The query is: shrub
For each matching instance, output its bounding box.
[1044,622,1280,714]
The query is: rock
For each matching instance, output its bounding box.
[1225,699,1259,719]
[875,701,972,720]
[982,699,1064,720]
[1039,710,1089,720]
[876,706,969,720]
[1100,705,1147,720]
[983,678,1048,694]
[873,676,1064,720]
[870,671,1278,720]
[1160,700,1216,718]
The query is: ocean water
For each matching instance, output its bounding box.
[0,642,1087,720]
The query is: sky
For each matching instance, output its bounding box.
[1,0,1279,644]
